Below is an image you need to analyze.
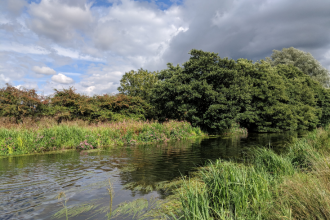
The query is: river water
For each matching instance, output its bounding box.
[0,132,302,220]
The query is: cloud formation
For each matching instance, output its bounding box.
[28,0,93,43]
[1,0,330,95]
[33,66,57,75]
[51,73,74,84]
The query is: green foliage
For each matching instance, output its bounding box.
[152,50,253,132]
[202,161,273,219]
[0,85,152,124]
[0,120,204,156]
[252,148,294,177]
[266,47,330,87]
[172,126,330,220]
[117,68,159,102]
[94,93,151,120]
[151,49,330,132]
[0,84,46,123]
[245,63,322,132]
[48,87,151,122]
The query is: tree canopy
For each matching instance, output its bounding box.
[117,68,158,102]
[266,47,330,88]
[151,49,330,132]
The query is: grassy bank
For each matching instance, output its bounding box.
[0,118,204,156]
[166,125,330,219]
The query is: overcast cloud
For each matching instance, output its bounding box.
[1,0,330,94]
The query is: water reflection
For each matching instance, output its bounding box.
[0,132,302,219]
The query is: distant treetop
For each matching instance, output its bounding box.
[266,47,330,88]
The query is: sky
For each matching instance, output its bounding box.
[1,0,330,95]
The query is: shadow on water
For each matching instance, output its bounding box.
[0,131,304,219]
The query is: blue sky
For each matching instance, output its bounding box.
[1,0,330,95]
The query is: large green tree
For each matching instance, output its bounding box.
[266,47,330,87]
[117,68,158,102]
[151,49,330,132]
[151,50,253,132]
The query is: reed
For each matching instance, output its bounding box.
[107,179,114,219]
[270,159,330,219]
[171,125,330,219]
[56,192,69,220]
[0,119,204,156]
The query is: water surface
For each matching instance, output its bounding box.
[0,132,302,219]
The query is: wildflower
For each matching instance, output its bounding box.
[51,137,55,140]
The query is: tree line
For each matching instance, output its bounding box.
[1,47,329,133]
[118,47,330,132]
[0,86,151,124]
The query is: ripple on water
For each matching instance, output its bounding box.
[0,133,297,219]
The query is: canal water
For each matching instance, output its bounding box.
[0,132,302,219]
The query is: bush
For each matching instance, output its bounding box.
[0,85,151,124]
[0,84,46,123]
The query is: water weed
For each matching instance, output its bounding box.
[56,192,69,220]
[107,179,114,219]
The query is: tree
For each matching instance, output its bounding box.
[151,49,253,132]
[117,69,159,102]
[266,47,330,87]
[151,49,330,133]
[246,63,321,132]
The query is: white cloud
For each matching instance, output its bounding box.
[58,72,81,76]
[33,66,56,75]
[51,73,74,84]
[53,46,104,62]
[0,74,10,82]
[14,81,38,90]
[0,43,50,55]
[2,0,330,96]
[28,0,93,42]
[92,1,187,58]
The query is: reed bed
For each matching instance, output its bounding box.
[0,118,204,156]
[170,125,330,220]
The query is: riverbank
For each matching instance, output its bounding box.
[0,118,204,156]
[164,125,330,219]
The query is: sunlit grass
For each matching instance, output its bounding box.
[168,125,330,220]
[0,118,204,156]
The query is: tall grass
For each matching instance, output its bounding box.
[0,119,204,156]
[172,125,330,219]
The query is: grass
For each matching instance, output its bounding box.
[222,122,248,136]
[0,117,204,156]
[166,125,330,220]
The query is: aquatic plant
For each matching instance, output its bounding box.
[107,179,114,219]
[56,192,69,220]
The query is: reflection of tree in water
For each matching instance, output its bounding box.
[116,132,301,197]
[117,135,246,197]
